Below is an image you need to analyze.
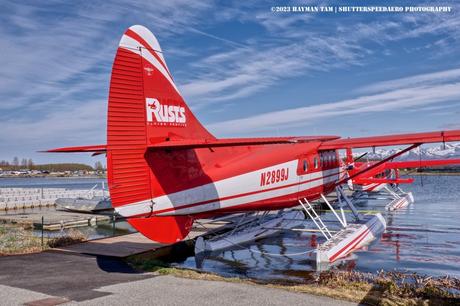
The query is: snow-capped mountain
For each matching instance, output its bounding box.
[352,143,460,161]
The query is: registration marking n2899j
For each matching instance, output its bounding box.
[260,168,289,187]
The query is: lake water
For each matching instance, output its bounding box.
[176,175,460,281]
[0,177,136,239]
[0,177,106,190]
[1,176,459,280]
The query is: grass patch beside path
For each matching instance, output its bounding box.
[0,224,44,255]
[126,256,460,305]
[0,224,87,255]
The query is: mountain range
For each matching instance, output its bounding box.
[351,143,460,161]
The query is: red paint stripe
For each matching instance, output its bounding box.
[395,198,408,209]
[329,228,370,262]
[151,170,340,215]
[119,169,340,218]
[329,220,378,262]
[125,29,173,80]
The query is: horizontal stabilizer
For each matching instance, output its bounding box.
[44,145,107,153]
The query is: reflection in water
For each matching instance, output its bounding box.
[178,175,460,282]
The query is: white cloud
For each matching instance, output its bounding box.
[2,1,460,163]
[207,68,460,135]
[0,1,215,161]
[179,35,364,107]
[357,68,460,94]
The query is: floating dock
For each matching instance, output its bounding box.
[0,208,112,230]
[0,187,106,211]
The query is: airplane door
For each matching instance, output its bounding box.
[296,155,309,200]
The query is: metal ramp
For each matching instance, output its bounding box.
[299,186,386,269]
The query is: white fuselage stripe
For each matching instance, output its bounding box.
[115,161,341,217]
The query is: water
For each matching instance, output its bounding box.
[2,176,459,280]
[0,177,136,239]
[34,221,135,240]
[177,175,460,281]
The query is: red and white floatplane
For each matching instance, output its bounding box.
[344,148,460,211]
[47,25,460,269]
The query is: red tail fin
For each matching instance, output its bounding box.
[107,25,212,243]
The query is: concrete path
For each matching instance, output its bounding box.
[66,275,358,306]
[0,251,359,305]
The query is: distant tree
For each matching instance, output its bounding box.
[33,163,93,172]
[94,161,104,171]
[12,156,19,167]
[28,159,34,169]
[21,158,28,168]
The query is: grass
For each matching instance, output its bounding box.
[47,228,87,248]
[126,255,460,305]
[0,224,44,255]
[0,224,87,255]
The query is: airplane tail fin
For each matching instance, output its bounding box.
[107,25,213,242]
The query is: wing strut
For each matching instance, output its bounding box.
[336,143,420,186]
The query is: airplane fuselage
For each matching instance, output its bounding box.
[115,143,342,218]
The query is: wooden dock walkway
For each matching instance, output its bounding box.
[0,208,111,230]
[53,233,165,257]
[53,221,227,257]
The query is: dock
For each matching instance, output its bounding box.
[54,221,227,257]
[0,187,106,211]
[0,207,111,230]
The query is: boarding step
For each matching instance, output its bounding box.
[298,198,333,240]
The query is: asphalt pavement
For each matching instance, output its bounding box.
[0,251,358,305]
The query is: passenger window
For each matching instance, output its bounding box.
[303,160,308,172]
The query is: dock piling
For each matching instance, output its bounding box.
[41,216,44,247]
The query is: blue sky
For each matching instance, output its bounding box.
[1,0,459,166]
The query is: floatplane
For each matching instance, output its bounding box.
[47,25,460,268]
[344,148,460,211]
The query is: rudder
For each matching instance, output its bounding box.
[107,25,211,243]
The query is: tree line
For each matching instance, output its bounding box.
[0,157,105,172]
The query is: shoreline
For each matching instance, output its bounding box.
[126,258,460,305]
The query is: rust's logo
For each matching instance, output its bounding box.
[146,98,186,126]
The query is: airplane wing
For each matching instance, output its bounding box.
[147,136,339,150]
[353,177,414,184]
[384,159,460,169]
[351,158,460,177]
[320,130,460,150]
[44,136,339,153]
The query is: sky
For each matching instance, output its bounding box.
[1,0,459,166]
